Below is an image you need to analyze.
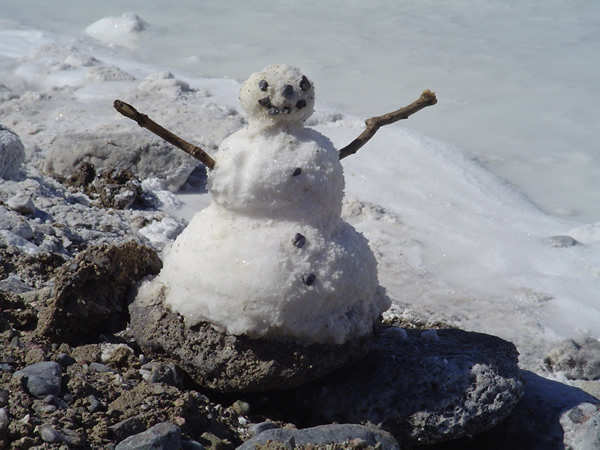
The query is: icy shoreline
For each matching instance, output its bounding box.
[1,20,600,370]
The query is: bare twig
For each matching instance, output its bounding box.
[113,100,216,170]
[338,90,437,160]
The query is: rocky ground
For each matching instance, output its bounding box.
[2,122,600,449]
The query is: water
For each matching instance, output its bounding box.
[2,0,599,223]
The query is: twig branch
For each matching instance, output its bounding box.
[113,100,216,170]
[338,90,437,160]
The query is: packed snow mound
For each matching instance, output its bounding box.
[0,125,25,180]
[142,64,389,344]
[85,13,150,48]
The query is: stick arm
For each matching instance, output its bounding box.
[339,90,437,160]
[113,100,216,170]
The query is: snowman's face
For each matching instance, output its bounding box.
[239,64,315,126]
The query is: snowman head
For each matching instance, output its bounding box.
[240,64,315,126]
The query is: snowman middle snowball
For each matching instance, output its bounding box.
[141,64,390,345]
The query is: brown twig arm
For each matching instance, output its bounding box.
[113,100,216,170]
[338,90,437,160]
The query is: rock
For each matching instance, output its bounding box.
[43,132,199,192]
[248,421,277,436]
[543,337,600,380]
[13,361,62,398]
[35,241,162,344]
[0,125,25,180]
[6,194,35,215]
[115,422,181,449]
[445,370,600,450]
[283,327,523,446]
[110,416,146,442]
[238,424,400,450]
[544,235,581,248]
[129,290,371,393]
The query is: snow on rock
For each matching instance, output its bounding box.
[85,13,150,48]
[140,64,390,345]
[43,133,198,192]
[0,125,25,180]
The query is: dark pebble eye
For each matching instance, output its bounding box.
[302,273,316,286]
[292,233,306,248]
[292,167,302,176]
[258,97,272,108]
[282,84,295,99]
[296,100,307,110]
[300,76,311,91]
[282,107,291,114]
[268,107,280,116]
[259,79,268,91]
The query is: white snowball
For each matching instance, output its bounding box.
[0,125,25,180]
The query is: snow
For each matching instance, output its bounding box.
[0,5,599,366]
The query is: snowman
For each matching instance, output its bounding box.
[138,64,390,345]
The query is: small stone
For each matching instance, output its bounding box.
[248,421,278,436]
[545,235,581,248]
[13,361,62,398]
[296,99,307,110]
[268,107,280,116]
[257,97,271,108]
[7,194,35,215]
[258,79,268,91]
[40,425,63,443]
[292,167,302,176]
[181,439,207,450]
[115,422,181,450]
[0,125,25,180]
[109,416,145,442]
[239,424,400,450]
[300,75,311,91]
[282,84,295,99]
[302,273,316,286]
[55,353,76,368]
[292,233,306,249]
[0,407,9,433]
[282,106,291,114]
[90,362,115,373]
[88,395,104,413]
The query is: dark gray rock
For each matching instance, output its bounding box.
[544,235,581,248]
[248,421,278,436]
[13,361,62,398]
[6,194,35,215]
[43,132,199,192]
[115,422,181,450]
[0,124,25,180]
[284,327,523,446]
[109,416,146,442]
[238,424,400,450]
[543,337,600,381]
[35,241,162,345]
[129,291,371,393]
[440,370,600,450]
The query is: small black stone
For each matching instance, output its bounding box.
[302,273,316,286]
[258,97,272,108]
[292,167,302,176]
[259,79,268,91]
[292,233,306,248]
[300,75,311,91]
[282,84,295,99]
[296,100,307,110]
[268,107,280,116]
[282,107,291,114]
